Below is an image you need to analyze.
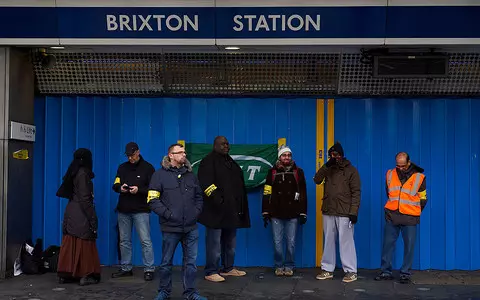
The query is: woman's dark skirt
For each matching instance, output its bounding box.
[57,234,101,282]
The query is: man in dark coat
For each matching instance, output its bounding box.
[148,143,206,300]
[314,142,361,283]
[198,136,250,282]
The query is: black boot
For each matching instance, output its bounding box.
[58,276,76,284]
[144,271,154,281]
[111,269,133,278]
[374,272,394,281]
[79,276,99,286]
[399,274,411,284]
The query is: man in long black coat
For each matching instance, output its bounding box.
[198,136,251,282]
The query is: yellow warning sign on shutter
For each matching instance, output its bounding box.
[13,149,29,160]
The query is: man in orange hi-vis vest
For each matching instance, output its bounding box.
[375,152,427,284]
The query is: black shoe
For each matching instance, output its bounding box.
[58,276,76,284]
[374,272,394,281]
[144,271,154,281]
[111,270,133,278]
[79,276,99,286]
[399,274,411,284]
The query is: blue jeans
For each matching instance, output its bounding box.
[380,221,417,275]
[158,229,199,298]
[204,228,236,276]
[118,212,155,272]
[271,218,298,269]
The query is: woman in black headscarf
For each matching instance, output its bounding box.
[56,148,101,286]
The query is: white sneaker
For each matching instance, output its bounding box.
[316,270,333,280]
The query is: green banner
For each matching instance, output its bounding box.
[186,143,278,190]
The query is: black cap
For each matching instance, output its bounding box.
[125,142,139,156]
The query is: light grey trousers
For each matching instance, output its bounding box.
[321,215,357,273]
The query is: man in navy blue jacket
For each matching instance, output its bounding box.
[148,143,206,300]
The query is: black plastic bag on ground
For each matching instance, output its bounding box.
[20,238,45,275]
[42,245,61,273]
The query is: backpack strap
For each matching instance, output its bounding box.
[271,169,276,182]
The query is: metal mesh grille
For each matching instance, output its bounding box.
[33,53,164,95]
[33,52,339,96]
[33,51,480,96]
[338,53,480,96]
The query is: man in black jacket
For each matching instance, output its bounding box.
[198,136,250,283]
[111,142,156,281]
[148,143,206,300]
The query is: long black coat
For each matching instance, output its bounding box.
[197,151,251,229]
[62,167,98,240]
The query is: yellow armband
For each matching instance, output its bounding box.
[263,185,272,195]
[204,184,217,197]
[418,190,427,200]
[147,190,160,203]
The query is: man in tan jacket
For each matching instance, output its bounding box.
[313,142,361,283]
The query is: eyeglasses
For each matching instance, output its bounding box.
[171,151,186,155]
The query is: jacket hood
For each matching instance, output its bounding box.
[161,156,192,172]
[407,162,424,173]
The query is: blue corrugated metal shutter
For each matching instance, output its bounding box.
[34,96,480,270]
[334,98,480,271]
[33,96,318,267]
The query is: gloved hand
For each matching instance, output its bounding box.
[262,214,270,228]
[299,214,307,225]
[325,158,336,168]
[348,215,358,225]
